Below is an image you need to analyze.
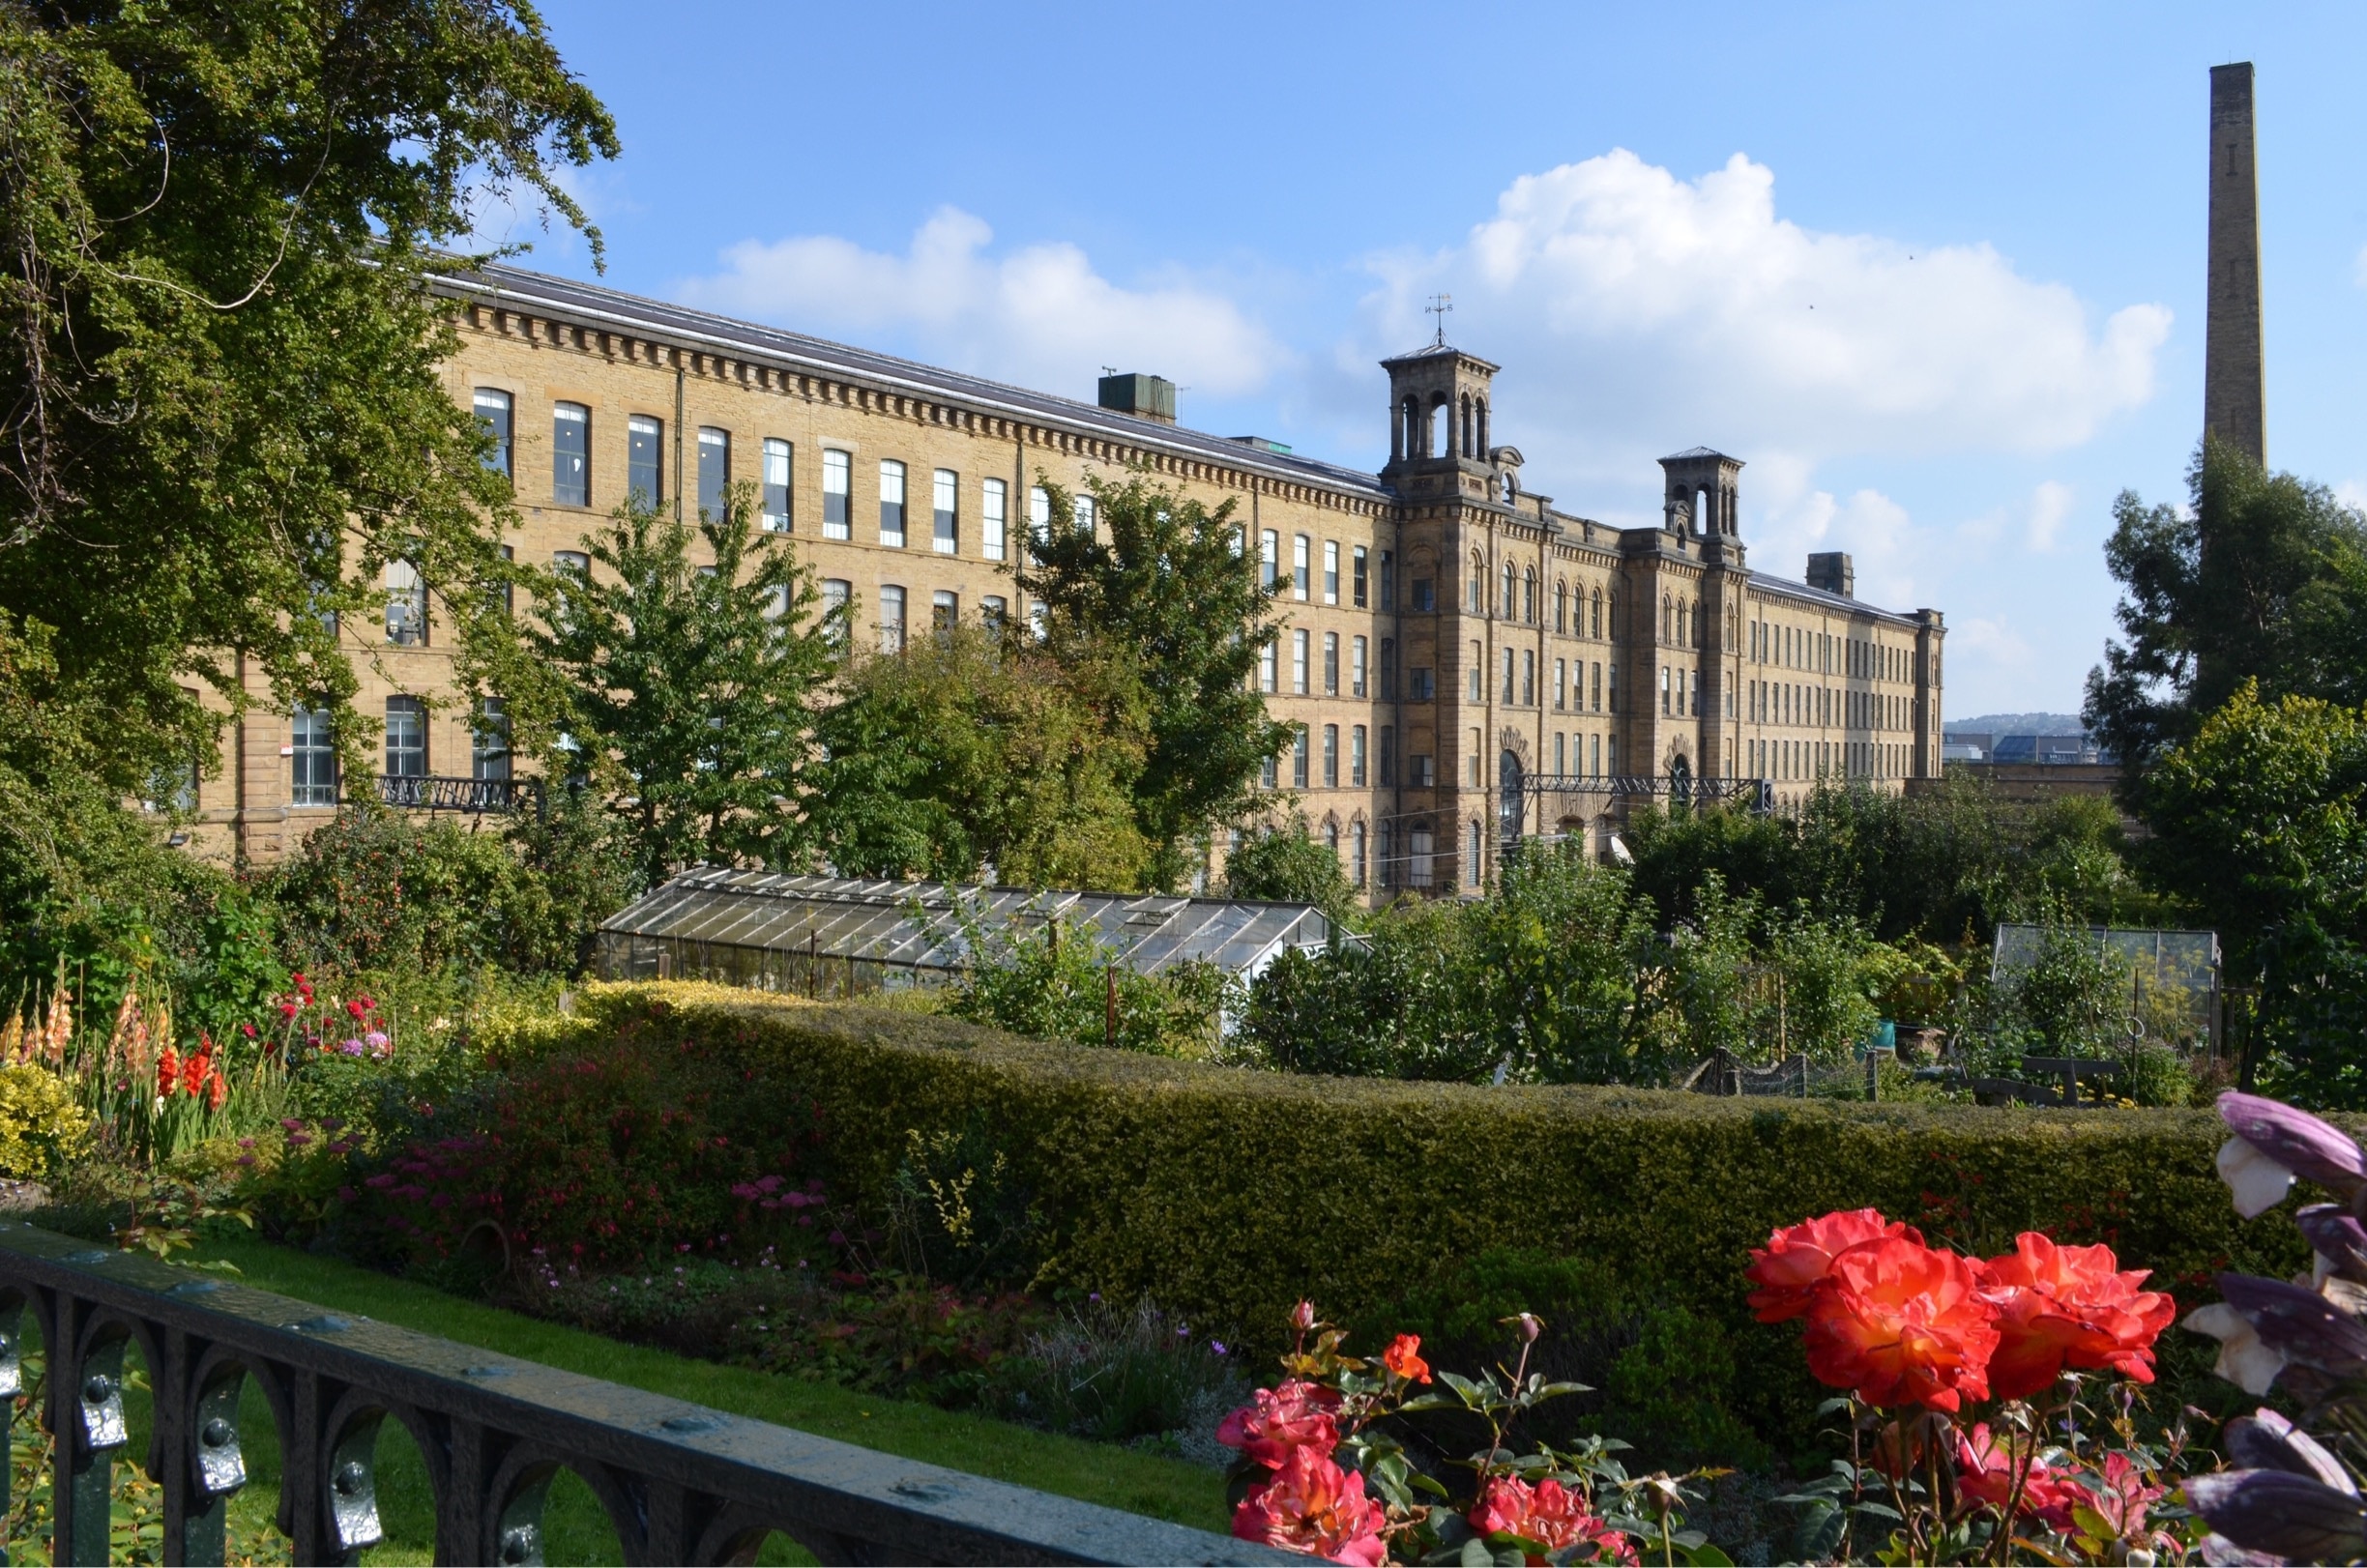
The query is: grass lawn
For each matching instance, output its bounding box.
[57,1235,1231,1565]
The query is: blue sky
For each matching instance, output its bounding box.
[506,2,2367,721]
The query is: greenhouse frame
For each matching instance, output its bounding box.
[593,868,1334,999]
[1990,923,2222,1053]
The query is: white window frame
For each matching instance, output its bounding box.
[822,450,852,539]
[981,479,1008,562]
[879,460,907,548]
[761,438,792,532]
[932,468,959,555]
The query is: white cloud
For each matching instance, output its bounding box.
[1351,150,2169,487]
[2026,479,2075,551]
[678,207,1286,400]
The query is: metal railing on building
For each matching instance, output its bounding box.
[368,775,544,816]
[0,1222,1279,1565]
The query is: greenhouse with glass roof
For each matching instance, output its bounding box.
[592,868,1334,999]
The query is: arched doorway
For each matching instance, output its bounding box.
[1669,753,1692,811]
[1499,748,1525,845]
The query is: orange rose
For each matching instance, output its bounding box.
[1471,1474,1634,1565]
[1231,1443,1387,1566]
[1745,1208,1921,1323]
[1977,1233,2176,1399]
[1382,1333,1431,1384]
[1802,1234,1999,1410]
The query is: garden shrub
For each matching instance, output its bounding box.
[537,985,2305,1337]
[0,1066,92,1179]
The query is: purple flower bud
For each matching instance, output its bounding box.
[2225,1408,2357,1495]
[2299,1205,2367,1285]
[2187,1469,2367,1562]
[2218,1273,2367,1378]
[2218,1093,2367,1212]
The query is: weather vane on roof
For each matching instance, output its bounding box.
[1426,294,1452,347]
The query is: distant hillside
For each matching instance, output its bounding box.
[1946,712,2088,737]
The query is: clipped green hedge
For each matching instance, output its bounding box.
[527,984,2305,1352]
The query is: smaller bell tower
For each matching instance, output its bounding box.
[1657,448,1743,539]
[1379,316,1502,498]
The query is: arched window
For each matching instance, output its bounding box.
[1459,393,1474,457]
[1469,552,1485,613]
[1476,398,1488,454]
[1555,579,1568,632]
[1522,568,1536,624]
[1501,560,1516,620]
[1591,588,1603,639]
[1468,820,1484,888]
[1662,595,1673,644]
[1427,395,1447,458]
[1401,395,1418,459]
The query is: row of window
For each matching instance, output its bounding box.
[1457,555,1617,639]
[1748,681,1914,731]
[1751,618,1915,683]
[1256,533,1387,609]
[1747,738,1915,782]
[476,388,1097,558]
[287,700,511,807]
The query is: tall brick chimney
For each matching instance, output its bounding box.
[2206,62,2265,467]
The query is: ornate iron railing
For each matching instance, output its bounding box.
[0,1222,1280,1565]
[370,774,542,815]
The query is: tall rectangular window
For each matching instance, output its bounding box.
[1410,666,1434,701]
[385,696,427,779]
[931,589,957,633]
[981,479,1008,562]
[822,450,851,538]
[291,708,337,806]
[981,595,1008,632]
[1413,752,1433,788]
[628,415,662,508]
[1468,822,1483,887]
[1351,821,1367,887]
[1030,485,1052,551]
[1323,540,1340,604]
[1350,725,1367,787]
[1322,724,1338,787]
[1259,639,1278,693]
[1260,530,1279,590]
[878,460,906,547]
[1412,576,1434,613]
[385,561,425,647]
[1502,646,1515,704]
[1409,827,1434,888]
[1354,546,1369,608]
[1591,734,1601,775]
[933,468,959,554]
[552,402,589,506]
[820,579,851,649]
[878,585,906,653]
[697,428,730,521]
[1380,725,1395,786]
[762,439,792,531]
[1555,658,1567,710]
[1469,728,1482,787]
[473,699,511,781]
[1263,754,1279,790]
[1351,635,1368,698]
[474,390,512,479]
[1556,733,1566,773]
[1292,726,1310,789]
[1293,535,1311,599]
[1592,661,1603,711]
[1072,494,1096,536]
[1292,629,1310,694]
[1521,650,1534,707]
[1323,632,1339,695]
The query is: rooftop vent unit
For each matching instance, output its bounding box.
[1231,435,1293,454]
[1097,372,1176,424]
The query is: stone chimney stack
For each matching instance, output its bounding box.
[2206,62,2265,467]
[1807,552,1855,597]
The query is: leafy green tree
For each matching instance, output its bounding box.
[2139,682,2367,1099]
[0,0,616,793]
[1469,843,1660,1083]
[2087,439,2367,771]
[811,624,1150,888]
[523,489,840,888]
[1221,817,1356,919]
[1016,470,1292,891]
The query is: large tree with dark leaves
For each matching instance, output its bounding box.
[1014,469,1291,891]
[0,0,616,795]
[2085,439,2367,772]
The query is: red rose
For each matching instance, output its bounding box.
[1976,1233,2175,1399]
[1215,1379,1343,1469]
[1471,1474,1634,1565]
[1745,1208,1921,1323]
[1802,1235,1998,1410]
[1231,1443,1387,1566]
[1382,1333,1432,1384]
